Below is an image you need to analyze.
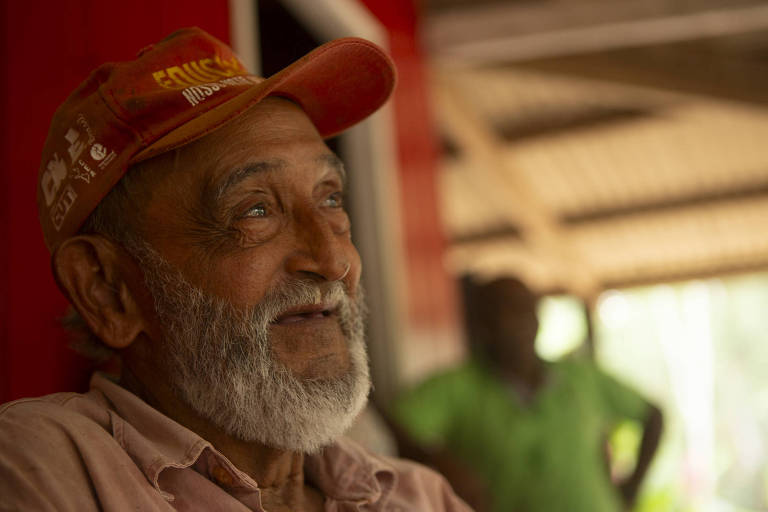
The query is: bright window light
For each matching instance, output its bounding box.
[536,295,588,361]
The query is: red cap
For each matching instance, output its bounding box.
[37,27,396,252]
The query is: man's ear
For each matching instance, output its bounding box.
[53,235,147,350]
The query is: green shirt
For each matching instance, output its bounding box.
[394,358,649,512]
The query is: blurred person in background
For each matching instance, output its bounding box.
[394,276,663,511]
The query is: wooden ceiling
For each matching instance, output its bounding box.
[422,0,768,296]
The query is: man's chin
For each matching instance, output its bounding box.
[268,321,352,381]
[226,386,370,454]
[176,349,371,454]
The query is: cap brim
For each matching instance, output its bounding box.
[132,37,395,163]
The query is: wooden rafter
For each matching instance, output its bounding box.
[434,71,600,297]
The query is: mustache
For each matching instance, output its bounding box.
[248,279,349,328]
[219,278,362,366]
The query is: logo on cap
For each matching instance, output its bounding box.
[50,185,77,231]
[152,55,245,89]
[90,143,107,161]
[41,153,68,206]
[65,128,85,162]
[181,75,259,107]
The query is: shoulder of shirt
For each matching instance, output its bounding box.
[1,391,83,413]
[0,389,113,438]
[0,391,116,511]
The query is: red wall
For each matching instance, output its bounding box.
[0,1,231,402]
[358,0,459,335]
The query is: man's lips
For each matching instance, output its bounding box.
[272,303,337,325]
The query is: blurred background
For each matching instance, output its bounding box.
[2,0,768,510]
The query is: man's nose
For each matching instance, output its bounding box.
[284,211,350,282]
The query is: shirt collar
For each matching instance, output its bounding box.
[305,437,397,507]
[91,373,212,500]
[89,373,396,506]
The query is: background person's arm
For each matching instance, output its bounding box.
[617,404,663,508]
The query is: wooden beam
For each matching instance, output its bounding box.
[494,105,654,143]
[451,223,522,245]
[562,180,768,224]
[517,36,768,107]
[600,260,768,290]
[427,1,768,66]
[434,72,600,297]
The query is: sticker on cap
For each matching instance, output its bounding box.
[90,143,107,161]
[71,159,95,183]
[41,153,68,206]
[91,143,116,170]
[65,128,85,162]
[50,185,77,231]
[65,115,96,164]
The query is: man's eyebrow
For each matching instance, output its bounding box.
[208,154,346,206]
[213,160,286,201]
[318,153,347,185]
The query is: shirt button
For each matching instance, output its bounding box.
[211,465,235,487]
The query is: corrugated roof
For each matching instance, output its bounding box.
[435,56,768,295]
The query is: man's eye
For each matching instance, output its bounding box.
[324,192,343,208]
[243,203,268,218]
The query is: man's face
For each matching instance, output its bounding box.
[139,97,362,381]
[126,98,370,452]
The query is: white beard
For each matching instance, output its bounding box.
[128,241,370,453]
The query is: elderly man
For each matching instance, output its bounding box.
[0,28,470,511]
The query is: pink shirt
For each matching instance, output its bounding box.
[0,374,471,511]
